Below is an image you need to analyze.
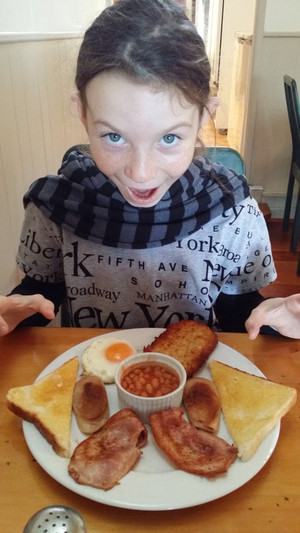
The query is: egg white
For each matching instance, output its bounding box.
[81,337,136,383]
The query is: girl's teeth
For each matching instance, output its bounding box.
[130,188,154,198]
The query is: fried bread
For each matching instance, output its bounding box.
[209,360,297,461]
[6,357,79,457]
[144,320,218,378]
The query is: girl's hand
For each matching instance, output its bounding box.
[0,294,55,336]
[245,294,300,340]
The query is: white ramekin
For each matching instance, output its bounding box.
[115,352,187,424]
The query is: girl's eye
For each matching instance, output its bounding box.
[161,134,178,146]
[104,133,124,145]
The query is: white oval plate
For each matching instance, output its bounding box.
[23,328,279,510]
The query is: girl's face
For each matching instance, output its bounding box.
[79,71,200,207]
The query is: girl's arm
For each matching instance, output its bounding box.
[215,291,300,339]
[214,291,267,333]
[245,294,300,340]
[0,276,66,336]
[214,291,282,336]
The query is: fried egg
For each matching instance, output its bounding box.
[81,338,136,383]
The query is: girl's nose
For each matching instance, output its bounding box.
[124,150,155,184]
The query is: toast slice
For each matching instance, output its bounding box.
[144,320,218,378]
[208,360,297,461]
[6,357,79,457]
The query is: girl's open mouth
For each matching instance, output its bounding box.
[128,187,159,204]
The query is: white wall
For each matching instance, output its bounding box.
[0,0,107,34]
[265,0,300,32]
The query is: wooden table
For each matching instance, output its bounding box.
[1,327,299,532]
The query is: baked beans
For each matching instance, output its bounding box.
[121,362,180,398]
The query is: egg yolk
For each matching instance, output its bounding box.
[105,342,135,362]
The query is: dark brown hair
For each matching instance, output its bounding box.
[75,0,211,117]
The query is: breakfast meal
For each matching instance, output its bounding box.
[143,320,218,377]
[81,337,136,383]
[120,361,180,398]
[149,406,237,476]
[183,377,221,432]
[68,408,148,490]
[72,375,109,434]
[6,320,297,494]
[209,360,297,461]
[6,357,79,457]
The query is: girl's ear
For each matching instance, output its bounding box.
[71,91,87,129]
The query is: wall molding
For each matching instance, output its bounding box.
[0,32,83,44]
[263,31,300,38]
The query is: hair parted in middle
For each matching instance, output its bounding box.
[75,0,211,117]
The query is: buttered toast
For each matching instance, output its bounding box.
[209,360,297,461]
[144,320,218,378]
[6,357,79,457]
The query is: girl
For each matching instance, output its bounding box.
[0,0,299,339]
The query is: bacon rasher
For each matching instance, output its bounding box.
[150,407,237,477]
[68,408,148,490]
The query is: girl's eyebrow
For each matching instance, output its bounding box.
[92,119,117,129]
[161,121,194,133]
[93,119,194,132]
